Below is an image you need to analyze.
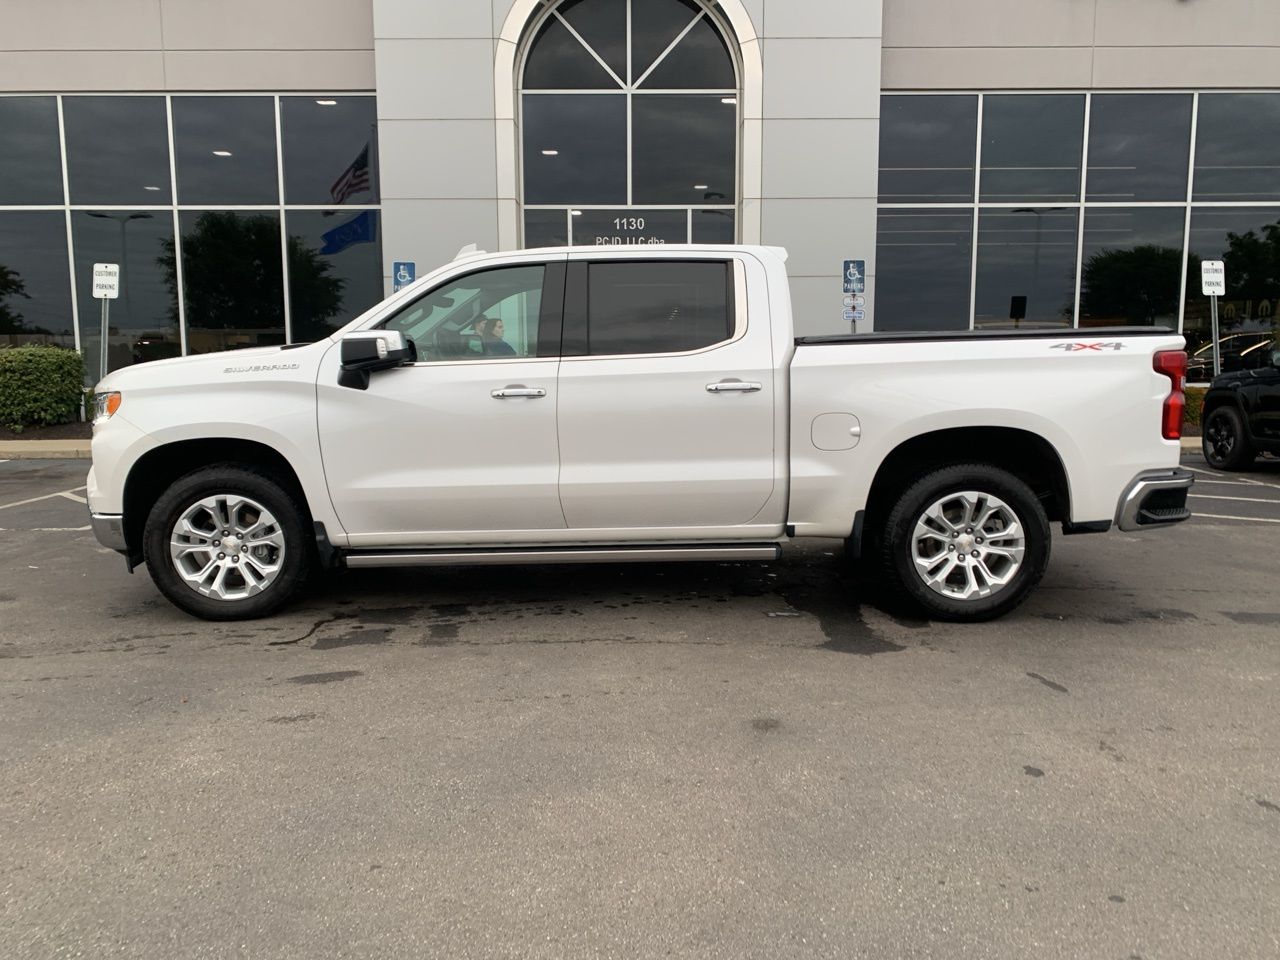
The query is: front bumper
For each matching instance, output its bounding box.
[1115,469,1194,531]
[90,513,127,552]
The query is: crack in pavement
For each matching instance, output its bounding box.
[268,612,357,646]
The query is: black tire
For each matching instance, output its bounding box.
[143,464,312,620]
[1202,405,1254,471]
[877,463,1050,623]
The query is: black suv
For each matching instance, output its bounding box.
[1201,338,1280,470]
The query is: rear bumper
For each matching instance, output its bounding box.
[91,513,127,552]
[1115,469,1194,531]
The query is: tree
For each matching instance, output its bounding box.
[1222,220,1280,303]
[158,212,345,342]
[0,263,32,334]
[1078,244,1191,325]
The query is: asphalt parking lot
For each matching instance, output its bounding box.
[2,455,1279,959]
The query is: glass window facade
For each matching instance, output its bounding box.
[877,91,1280,368]
[520,0,739,245]
[0,98,62,205]
[0,93,381,382]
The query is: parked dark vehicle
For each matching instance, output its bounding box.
[1186,331,1275,384]
[1201,339,1280,470]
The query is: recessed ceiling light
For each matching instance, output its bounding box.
[721,97,737,105]
[694,184,709,190]
[143,185,161,191]
[541,149,559,156]
[315,99,338,106]
[212,150,233,157]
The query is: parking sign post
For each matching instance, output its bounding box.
[91,263,120,381]
[1201,260,1226,379]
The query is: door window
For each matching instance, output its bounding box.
[585,260,731,355]
[382,264,547,361]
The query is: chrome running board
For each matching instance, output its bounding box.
[344,543,782,568]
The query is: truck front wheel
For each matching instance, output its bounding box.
[878,463,1050,622]
[143,465,312,620]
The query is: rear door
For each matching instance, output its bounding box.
[555,254,778,535]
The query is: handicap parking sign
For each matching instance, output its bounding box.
[843,260,865,295]
[393,260,416,292]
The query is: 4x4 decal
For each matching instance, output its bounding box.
[1050,342,1126,352]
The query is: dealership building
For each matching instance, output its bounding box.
[2,0,1279,382]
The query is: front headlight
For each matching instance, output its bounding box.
[92,391,122,422]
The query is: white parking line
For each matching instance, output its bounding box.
[59,491,88,504]
[1184,465,1280,490]
[1193,478,1267,487]
[1193,513,1280,524]
[0,486,88,511]
[1190,493,1280,505]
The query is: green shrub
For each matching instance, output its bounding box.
[1184,385,1207,428]
[0,346,86,431]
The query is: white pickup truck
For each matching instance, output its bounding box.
[86,245,1193,622]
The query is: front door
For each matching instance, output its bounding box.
[555,255,778,535]
[317,258,566,547]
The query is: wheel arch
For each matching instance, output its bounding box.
[122,438,312,564]
[858,426,1071,551]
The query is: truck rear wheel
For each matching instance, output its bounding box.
[878,463,1050,622]
[143,464,312,621]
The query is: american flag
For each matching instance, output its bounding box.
[330,144,371,203]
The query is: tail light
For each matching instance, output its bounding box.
[1153,350,1187,440]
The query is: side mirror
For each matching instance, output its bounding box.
[338,330,414,390]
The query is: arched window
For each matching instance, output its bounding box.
[519,0,740,247]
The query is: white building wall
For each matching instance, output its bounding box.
[0,0,375,91]
[883,0,1280,89]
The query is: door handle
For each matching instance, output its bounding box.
[491,386,547,399]
[706,380,762,393]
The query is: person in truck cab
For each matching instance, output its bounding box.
[476,317,516,357]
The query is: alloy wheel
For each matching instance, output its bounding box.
[910,490,1026,601]
[169,494,287,601]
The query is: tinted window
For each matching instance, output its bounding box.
[692,209,735,244]
[974,208,1078,328]
[64,96,172,205]
[522,95,626,204]
[639,14,734,89]
[1184,207,1280,355]
[875,209,973,332]
[73,210,179,380]
[981,95,1084,202]
[1079,207,1185,328]
[281,96,379,205]
[1086,94,1191,203]
[179,211,284,353]
[632,95,736,203]
[284,210,383,341]
[558,0,627,81]
[523,16,619,89]
[525,210,570,247]
[172,97,278,205]
[0,212,74,349]
[879,95,978,203]
[0,97,63,205]
[1194,93,1280,201]
[384,265,545,361]
[631,0,701,82]
[587,260,729,355]
[573,208,688,245]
